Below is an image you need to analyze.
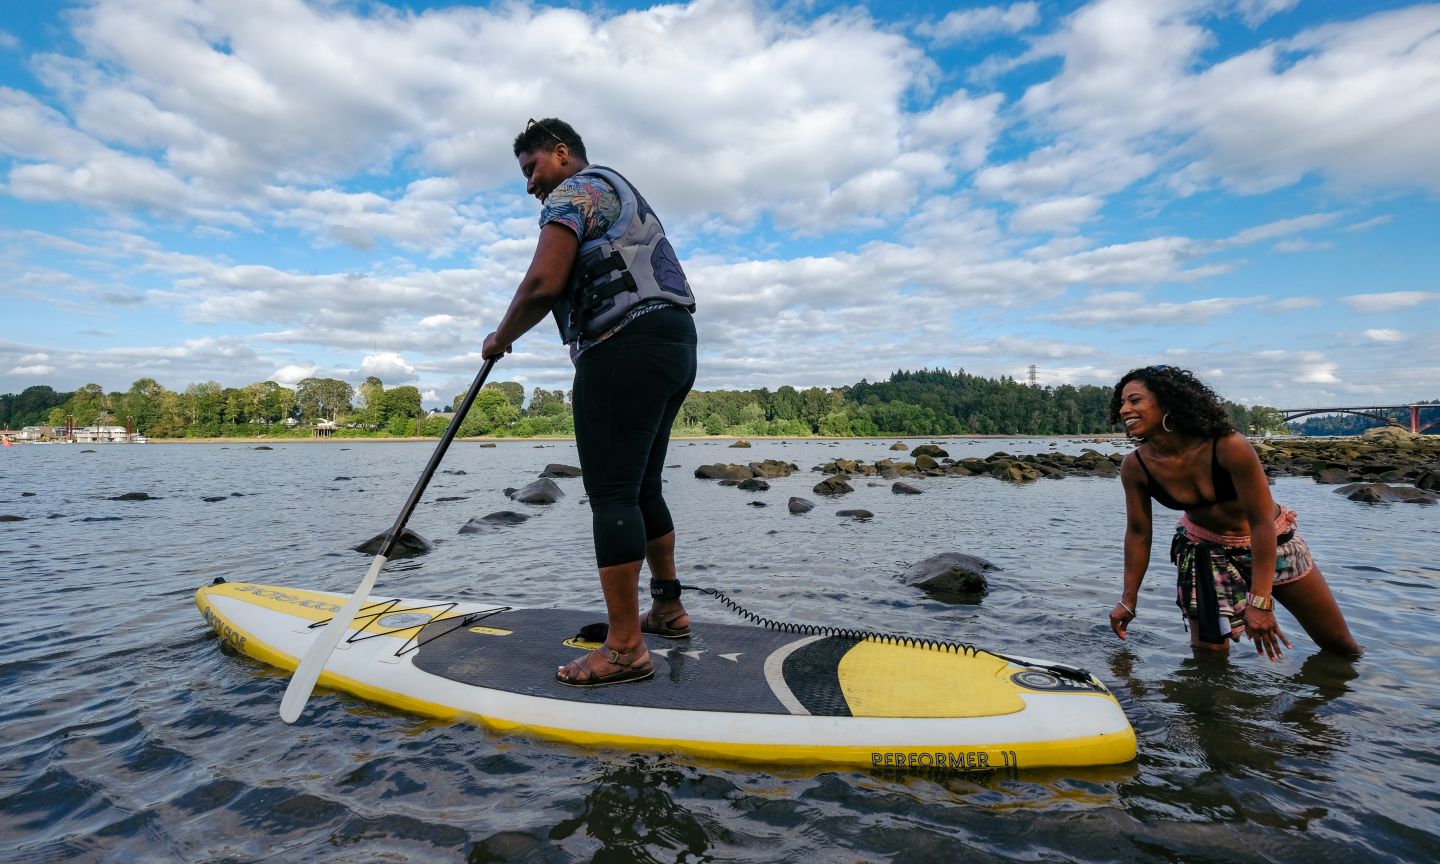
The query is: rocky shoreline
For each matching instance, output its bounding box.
[693,429,1440,504]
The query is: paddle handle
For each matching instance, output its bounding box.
[279,357,498,724]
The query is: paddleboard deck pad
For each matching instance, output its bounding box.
[197,581,1136,770]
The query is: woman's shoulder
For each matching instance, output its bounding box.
[1214,431,1260,463]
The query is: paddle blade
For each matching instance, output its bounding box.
[279,553,388,724]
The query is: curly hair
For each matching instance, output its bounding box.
[512,117,587,161]
[1109,365,1235,437]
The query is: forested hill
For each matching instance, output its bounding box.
[3,368,1289,439]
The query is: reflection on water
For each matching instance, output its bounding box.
[0,438,1437,862]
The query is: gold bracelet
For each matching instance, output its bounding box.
[1246,593,1273,611]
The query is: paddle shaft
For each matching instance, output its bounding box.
[279,356,498,724]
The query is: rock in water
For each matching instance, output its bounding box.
[1334,482,1437,504]
[354,527,434,558]
[788,497,815,514]
[459,511,532,533]
[509,478,564,504]
[898,552,998,600]
[540,463,582,478]
[813,476,854,496]
[892,481,923,495]
[111,492,160,501]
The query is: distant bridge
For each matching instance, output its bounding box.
[1277,404,1439,435]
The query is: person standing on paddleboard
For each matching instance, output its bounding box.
[482,118,698,686]
[1108,365,1362,660]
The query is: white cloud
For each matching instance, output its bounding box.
[1042,292,1264,327]
[360,352,417,382]
[1263,297,1320,312]
[1363,328,1406,343]
[920,3,1040,45]
[1342,291,1439,313]
[270,364,317,386]
[1010,195,1102,233]
[9,364,58,375]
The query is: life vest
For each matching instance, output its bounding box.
[551,165,695,345]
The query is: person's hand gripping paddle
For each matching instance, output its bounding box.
[279,357,497,724]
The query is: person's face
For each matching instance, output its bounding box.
[517,144,570,202]
[1117,379,1164,437]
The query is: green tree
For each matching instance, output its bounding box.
[529,387,569,417]
[354,375,385,427]
[459,388,521,436]
[295,377,355,422]
[486,381,526,410]
[116,378,170,435]
[380,386,423,423]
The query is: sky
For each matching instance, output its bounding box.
[1,0,1437,411]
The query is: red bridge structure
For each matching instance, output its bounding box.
[1278,404,1440,434]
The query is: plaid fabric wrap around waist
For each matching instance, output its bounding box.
[1170,507,1302,644]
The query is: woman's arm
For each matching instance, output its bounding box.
[482,223,580,359]
[1220,432,1291,660]
[1112,453,1153,640]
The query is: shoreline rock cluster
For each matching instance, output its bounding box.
[1256,428,1439,504]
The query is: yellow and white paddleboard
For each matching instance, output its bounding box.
[196,580,1136,770]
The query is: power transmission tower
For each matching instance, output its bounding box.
[1027,365,1038,387]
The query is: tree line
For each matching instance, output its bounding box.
[2,368,1312,439]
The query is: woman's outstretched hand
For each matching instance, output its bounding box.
[1244,607,1292,661]
[1109,602,1136,640]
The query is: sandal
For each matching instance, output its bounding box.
[641,578,691,639]
[641,609,691,639]
[555,646,654,688]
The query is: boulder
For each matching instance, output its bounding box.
[254,445,273,450]
[459,511,532,533]
[788,497,815,514]
[729,439,752,448]
[910,444,950,459]
[695,463,755,482]
[813,476,854,496]
[989,461,1040,482]
[1416,471,1440,492]
[749,459,798,478]
[898,552,998,600]
[540,463,582,478]
[889,441,908,450]
[202,496,227,503]
[892,481,923,495]
[737,478,770,492]
[110,492,161,501]
[836,509,874,520]
[0,514,25,522]
[354,527,433,559]
[508,478,564,504]
[1334,482,1436,504]
[915,454,940,471]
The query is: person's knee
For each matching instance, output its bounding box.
[591,503,645,568]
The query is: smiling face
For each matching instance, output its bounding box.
[517,144,572,202]
[1117,379,1166,438]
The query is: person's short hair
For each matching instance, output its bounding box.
[1109,365,1235,437]
[513,118,587,161]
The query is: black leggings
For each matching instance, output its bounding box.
[572,305,697,568]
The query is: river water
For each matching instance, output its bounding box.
[1,437,1436,862]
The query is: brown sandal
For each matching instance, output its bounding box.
[640,609,691,639]
[555,646,655,688]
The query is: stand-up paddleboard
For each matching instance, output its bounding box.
[197,580,1136,770]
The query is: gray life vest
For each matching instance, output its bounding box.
[551,165,695,345]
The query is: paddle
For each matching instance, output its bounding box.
[279,356,499,724]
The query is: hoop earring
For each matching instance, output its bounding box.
[1162,413,1174,432]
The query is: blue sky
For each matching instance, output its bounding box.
[1,0,1436,410]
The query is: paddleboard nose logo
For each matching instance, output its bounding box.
[1013,671,1062,689]
[377,612,433,630]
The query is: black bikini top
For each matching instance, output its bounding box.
[1134,436,1238,510]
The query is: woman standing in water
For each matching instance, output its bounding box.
[1108,365,1362,659]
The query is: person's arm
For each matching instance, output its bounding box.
[482,223,580,359]
[1111,453,1153,640]
[1221,432,1291,660]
